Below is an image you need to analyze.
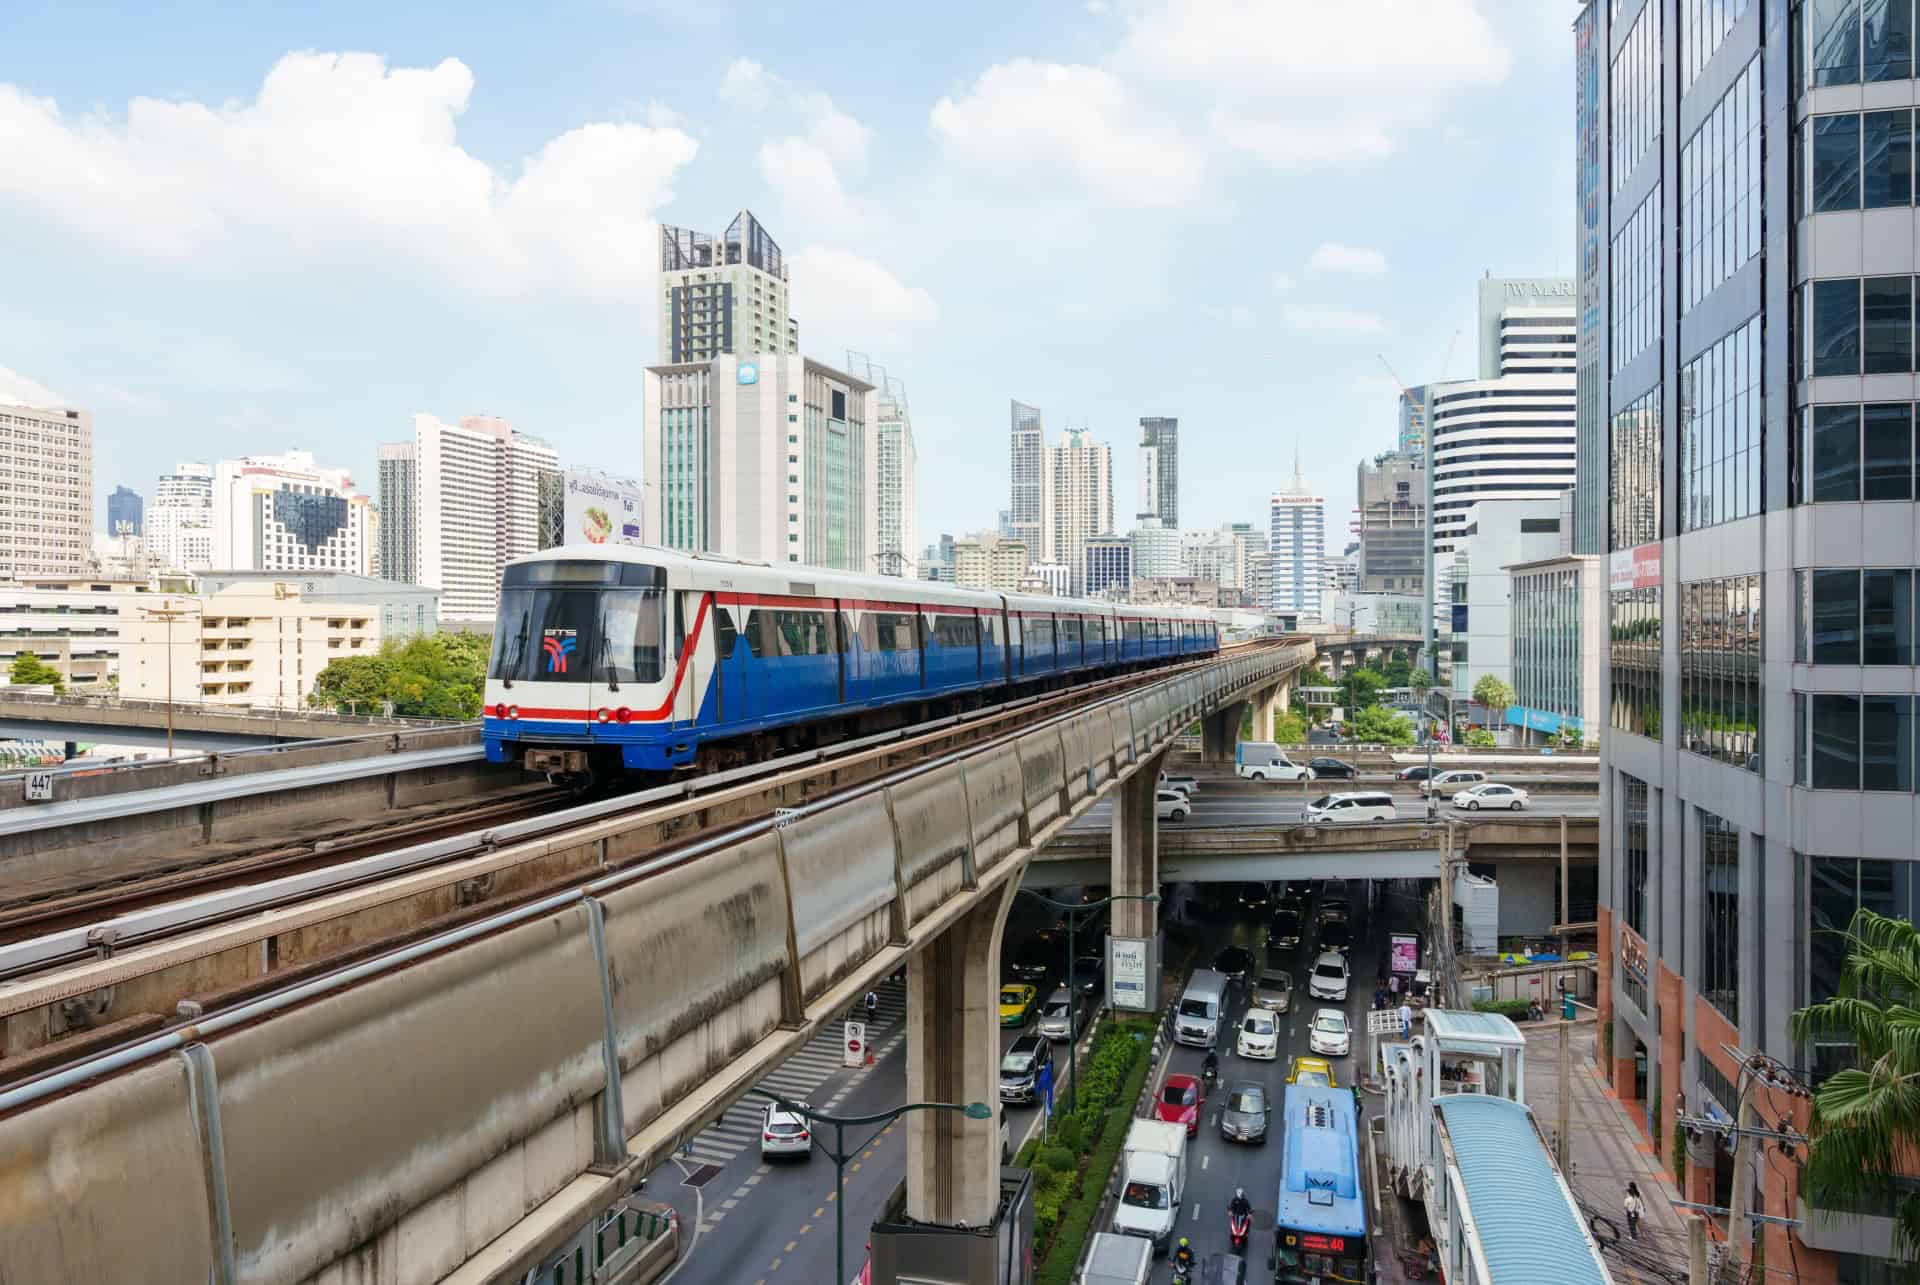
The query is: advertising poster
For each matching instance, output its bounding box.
[562,469,643,547]
[1390,933,1419,975]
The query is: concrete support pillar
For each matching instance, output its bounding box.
[1200,702,1246,763]
[904,873,1021,1227]
[1111,751,1166,943]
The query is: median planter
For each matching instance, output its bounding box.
[1024,1017,1154,1283]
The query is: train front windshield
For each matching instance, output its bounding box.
[490,562,668,687]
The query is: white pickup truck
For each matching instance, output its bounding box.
[1112,1117,1188,1254]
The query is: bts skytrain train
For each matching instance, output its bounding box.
[482,546,1220,782]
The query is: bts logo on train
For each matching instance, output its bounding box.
[542,631,577,674]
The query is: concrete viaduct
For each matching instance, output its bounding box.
[4,643,1311,1285]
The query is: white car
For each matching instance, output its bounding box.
[760,1101,813,1160]
[1452,782,1530,811]
[1236,1006,1281,1060]
[1155,789,1192,822]
[1308,952,1350,1001]
[1308,1008,1351,1057]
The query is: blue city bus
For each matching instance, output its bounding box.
[1274,1084,1370,1283]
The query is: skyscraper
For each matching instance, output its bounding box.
[1042,428,1114,593]
[1577,4,1912,1276]
[849,353,917,577]
[1269,449,1325,621]
[1396,385,1430,458]
[107,485,143,538]
[146,462,214,573]
[1008,400,1044,555]
[210,451,370,576]
[1137,416,1180,528]
[409,416,557,622]
[643,353,877,572]
[0,401,91,579]
[658,210,797,364]
[376,443,416,584]
[1355,451,1425,594]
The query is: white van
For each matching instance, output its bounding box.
[1304,791,1397,823]
[1173,969,1230,1047]
[1235,741,1313,782]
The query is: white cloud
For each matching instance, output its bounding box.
[758,137,857,225]
[1283,305,1386,336]
[789,247,937,324]
[1127,0,1510,167]
[1271,272,1297,292]
[718,57,775,112]
[930,59,1201,207]
[0,52,699,294]
[1307,242,1387,275]
[1086,0,1111,12]
[0,366,65,408]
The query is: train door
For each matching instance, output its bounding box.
[711,597,743,725]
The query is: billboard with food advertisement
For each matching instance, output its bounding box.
[562,470,643,547]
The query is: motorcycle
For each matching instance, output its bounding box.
[1171,1246,1196,1284]
[1201,1054,1219,1087]
[1229,1209,1251,1254]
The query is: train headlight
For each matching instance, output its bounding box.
[595,708,611,723]
[505,704,519,720]
[615,707,633,724]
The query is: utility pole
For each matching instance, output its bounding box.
[1557,1017,1571,1170]
[1688,1214,1709,1285]
[1720,1092,1759,1285]
[141,597,202,757]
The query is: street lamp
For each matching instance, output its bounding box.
[138,597,203,757]
[1016,888,1161,1122]
[751,1091,990,1285]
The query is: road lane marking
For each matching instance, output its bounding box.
[814,1207,825,1218]
[786,1241,797,1253]
[1202,1154,1210,1170]
[769,1258,781,1270]
[800,1224,812,1234]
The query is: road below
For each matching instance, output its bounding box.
[1068,787,1599,831]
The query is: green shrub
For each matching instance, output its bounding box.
[1472,998,1535,1020]
[1015,1137,1041,1169]
[1037,1145,1075,1173]
[1051,1116,1086,1152]
[1033,1025,1155,1285]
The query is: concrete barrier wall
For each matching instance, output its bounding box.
[890,762,972,929]
[1016,727,1066,835]
[215,904,607,1285]
[1060,716,1092,807]
[782,798,900,1000]
[4,1056,215,1283]
[964,749,1024,875]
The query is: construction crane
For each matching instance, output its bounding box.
[1377,328,1460,455]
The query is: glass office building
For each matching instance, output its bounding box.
[1583,2,1915,1275]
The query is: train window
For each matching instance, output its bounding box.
[1005,614,1020,646]
[774,609,836,657]
[714,607,738,658]
[871,611,916,652]
[1026,616,1054,648]
[933,614,978,647]
[983,613,1004,646]
[1059,617,1082,648]
[490,587,595,683]
[598,588,666,683]
[745,610,769,659]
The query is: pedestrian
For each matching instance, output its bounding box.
[1388,973,1400,998]
[1624,1182,1644,1240]
[864,990,879,1024]
[1399,1002,1413,1035]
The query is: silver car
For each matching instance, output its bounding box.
[1249,968,1293,1015]
[1037,988,1081,1042]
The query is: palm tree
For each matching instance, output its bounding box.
[1789,908,1920,1262]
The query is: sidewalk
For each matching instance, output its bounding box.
[1521,1019,1695,1282]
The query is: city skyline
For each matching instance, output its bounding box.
[0,3,1572,539]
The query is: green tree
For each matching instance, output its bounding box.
[1349,705,1414,745]
[1272,710,1308,743]
[308,654,392,713]
[1790,909,1920,1261]
[1381,658,1415,689]
[1340,667,1386,711]
[8,653,64,693]
[1299,665,1335,690]
[1409,666,1433,696]
[1472,675,1515,728]
[1466,728,1497,748]
[384,633,484,719]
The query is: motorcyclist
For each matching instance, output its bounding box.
[1202,1050,1219,1083]
[1229,1187,1252,1221]
[1173,1237,1196,1272]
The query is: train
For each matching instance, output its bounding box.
[481,546,1222,784]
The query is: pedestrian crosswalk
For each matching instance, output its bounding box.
[679,979,907,1169]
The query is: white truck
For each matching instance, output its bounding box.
[1111,1117,1188,1254]
[1081,1231,1153,1284]
[1234,740,1313,782]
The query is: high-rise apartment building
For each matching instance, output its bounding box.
[1579,4,1915,1276]
[107,485,143,537]
[1355,451,1426,594]
[658,210,797,364]
[643,353,876,572]
[1042,428,1114,593]
[951,532,1028,592]
[145,462,214,573]
[1008,400,1045,555]
[210,451,370,577]
[1137,417,1179,528]
[849,353,917,577]
[1128,516,1182,580]
[0,402,91,580]
[1084,533,1132,598]
[1269,452,1326,622]
[407,416,558,623]
[376,443,417,585]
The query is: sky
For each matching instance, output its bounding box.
[0,0,1575,547]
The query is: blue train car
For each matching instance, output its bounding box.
[483,547,1220,782]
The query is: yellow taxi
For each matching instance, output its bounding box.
[998,983,1038,1027]
[1287,1055,1338,1088]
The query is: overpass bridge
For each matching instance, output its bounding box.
[2,640,1313,1285]
[1311,631,1426,676]
[0,690,447,745]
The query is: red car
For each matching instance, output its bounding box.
[1155,1073,1206,1136]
